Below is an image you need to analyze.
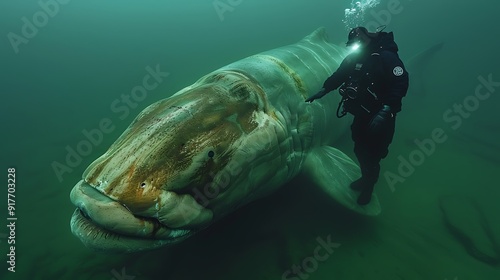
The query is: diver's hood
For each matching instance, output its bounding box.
[370,32,399,53]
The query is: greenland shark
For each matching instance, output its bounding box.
[70,27,381,253]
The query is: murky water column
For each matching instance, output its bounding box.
[343,0,381,30]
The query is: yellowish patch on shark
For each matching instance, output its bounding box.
[257,55,308,98]
[82,70,273,213]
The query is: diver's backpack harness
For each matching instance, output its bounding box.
[336,53,383,118]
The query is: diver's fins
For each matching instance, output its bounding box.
[303,146,381,216]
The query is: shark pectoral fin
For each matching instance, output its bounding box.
[303,146,381,216]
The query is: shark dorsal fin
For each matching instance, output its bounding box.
[302,27,330,44]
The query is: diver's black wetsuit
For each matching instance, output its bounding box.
[323,32,409,204]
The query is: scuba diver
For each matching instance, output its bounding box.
[305,26,409,205]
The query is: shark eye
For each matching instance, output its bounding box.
[140,182,146,188]
[208,151,215,158]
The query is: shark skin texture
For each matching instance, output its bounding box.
[69,27,381,253]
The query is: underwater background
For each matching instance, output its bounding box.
[1,0,499,279]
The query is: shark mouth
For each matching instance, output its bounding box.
[70,180,194,253]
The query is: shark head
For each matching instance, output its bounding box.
[70,71,285,252]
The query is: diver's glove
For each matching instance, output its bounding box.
[305,88,327,103]
[368,105,394,133]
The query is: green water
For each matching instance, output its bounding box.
[1,0,499,279]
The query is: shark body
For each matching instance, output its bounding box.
[70,27,380,253]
